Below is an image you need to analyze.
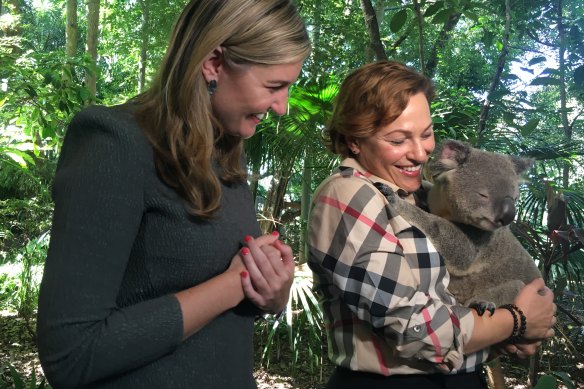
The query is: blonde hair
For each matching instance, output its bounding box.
[325,61,434,158]
[133,0,311,219]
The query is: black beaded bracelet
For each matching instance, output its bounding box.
[499,304,519,341]
[513,304,527,339]
[500,304,527,342]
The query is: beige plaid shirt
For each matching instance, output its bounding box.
[308,158,489,376]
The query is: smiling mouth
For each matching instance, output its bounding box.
[252,113,266,121]
[398,165,422,172]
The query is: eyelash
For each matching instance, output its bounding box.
[386,130,433,145]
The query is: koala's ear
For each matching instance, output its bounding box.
[510,156,535,174]
[429,140,471,175]
[438,140,472,165]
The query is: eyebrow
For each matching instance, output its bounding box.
[381,122,434,135]
[266,79,295,86]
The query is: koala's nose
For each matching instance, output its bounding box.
[497,196,516,226]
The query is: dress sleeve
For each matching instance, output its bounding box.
[308,176,477,370]
[37,107,184,388]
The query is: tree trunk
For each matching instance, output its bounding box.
[360,0,387,61]
[425,12,461,78]
[477,0,511,143]
[85,0,100,102]
[298,151,312,264]
[557,0,570,188]
[261,174,290,234]
[66,0,78,59]
[138,0,150,93]
[310,0,323,73]
[412,0,425,74]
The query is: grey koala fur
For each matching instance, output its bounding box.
[387,140,542,313]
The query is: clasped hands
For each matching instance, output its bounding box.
[228,231,295,314]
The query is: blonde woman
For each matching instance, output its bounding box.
[37,0,311,387]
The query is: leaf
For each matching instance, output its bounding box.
[528,56,547,66]
[542,67,561,76]
[481,31,494,46]
[424,1,444,17]
[390,9,408,33]
[530,77,561,86]
[533,374,557,389]
[431,8,455,24]
[574,65,584,88]
[79,87,91,101]
[9,365,25,389]
[25,85,37,98]
[463,10,479,22]
[503,112,516,126]
[551,371,577,389]
[520,118,540,136]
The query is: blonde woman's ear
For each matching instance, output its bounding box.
[201,46,224,83]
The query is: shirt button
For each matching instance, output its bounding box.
[413,325,421,333]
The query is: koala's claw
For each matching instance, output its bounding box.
[373,183,396,203]
[469,301,496,316]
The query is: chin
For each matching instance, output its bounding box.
[401,181,423,193]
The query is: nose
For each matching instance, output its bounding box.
[270,88,289,116]
[496,196,516,226]
[408,140,430,163]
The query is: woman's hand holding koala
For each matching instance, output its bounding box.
[513,278,557,341]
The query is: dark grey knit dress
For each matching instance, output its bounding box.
[37,105,261,388]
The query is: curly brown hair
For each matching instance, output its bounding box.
[324,61,435,158]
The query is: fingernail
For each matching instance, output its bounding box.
[271,230,279,236]
[244,235,252,242]
[241,271,248,279]
[241,247,249,256]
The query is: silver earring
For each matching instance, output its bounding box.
[207,80,217,95]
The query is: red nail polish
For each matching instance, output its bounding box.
[244,235,252,242]
[271,230,279,237]
[241,247,249,256]
[241,271,248,279]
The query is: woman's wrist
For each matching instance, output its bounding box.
[465,306,515,354]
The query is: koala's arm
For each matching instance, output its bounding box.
[390,196,478,273]
[457,229,542,308]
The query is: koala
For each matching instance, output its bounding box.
[387,140,542,314]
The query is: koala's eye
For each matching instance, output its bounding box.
[478,192,489,199]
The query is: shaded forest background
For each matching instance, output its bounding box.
[1,0,583,388]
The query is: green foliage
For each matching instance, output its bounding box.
[0,232,49,319]
[255,265,324,373]
[533,374,557,389]
[0,365,51,389]
[0,49,92,150]
[0,197,53,255]
[533,371,577,389]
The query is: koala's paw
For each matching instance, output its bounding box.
[373,183,396,204]
[469,301,496,316]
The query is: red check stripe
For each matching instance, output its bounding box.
[422,307,444,363]
[318,195,402,248]
[371,334,390,376]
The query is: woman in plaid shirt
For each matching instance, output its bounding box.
[308,61,556,389]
